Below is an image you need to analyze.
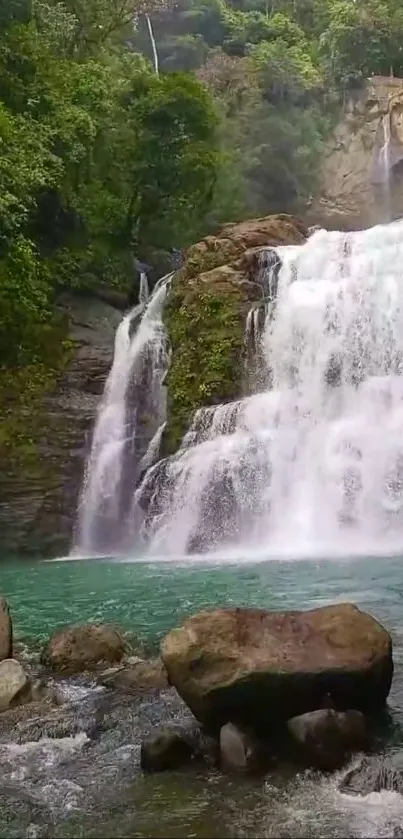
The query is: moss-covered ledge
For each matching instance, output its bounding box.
[163,282,248,455]
[162,214,307,456]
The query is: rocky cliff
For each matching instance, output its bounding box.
[311,76,403,230]
[0,293,123,558]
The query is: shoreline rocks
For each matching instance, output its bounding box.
[0,600,396,781]
[161,604,393,733]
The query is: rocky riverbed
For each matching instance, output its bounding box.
[1,591,402,838]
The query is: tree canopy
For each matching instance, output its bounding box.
[1,0,403,369]
[0,0,219,366]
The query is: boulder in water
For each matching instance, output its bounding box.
[141,728,195,773]
[41,623,126,674]
[161,604,393,732]
[340,753,403,796]
[287,708,369,770]
[0,599,12,661]
[0,659,32,712]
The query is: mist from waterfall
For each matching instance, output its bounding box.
[74,274,171,555]
[136,220,403,559]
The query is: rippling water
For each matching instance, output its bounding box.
[1,554,403,838]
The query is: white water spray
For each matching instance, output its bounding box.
[139,219,403,558]
[75,276,170,555]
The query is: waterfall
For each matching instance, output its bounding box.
[145,13,159,76]
[380,113,392,220]
[137,220,403,558]
[139,271,149,306]
[74,275,171,555]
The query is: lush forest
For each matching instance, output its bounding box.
[1,0,403,384]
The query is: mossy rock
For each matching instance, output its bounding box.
[162,214,307,454]
[162,282,248,455]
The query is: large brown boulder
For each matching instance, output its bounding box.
[0,599,12,661]
[41,623,126,674]
[161,604,393,733]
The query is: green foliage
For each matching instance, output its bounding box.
[163,284,245,452]
[135,0,403,221]
[0,0,220,368]
[319,0,403,87]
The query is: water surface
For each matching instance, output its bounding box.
[1,554,403,838]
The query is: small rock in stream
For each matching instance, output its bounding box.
[219,722,261,772]
[287,708,369,770]
[141,728,195,772]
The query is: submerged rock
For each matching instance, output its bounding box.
[161,604,393,732]
[0,659,32,712]
[287,708,369,770]
[41,623,126,674]
[141,728,195,773]
[0,599,12,661]
[340,753,403,796]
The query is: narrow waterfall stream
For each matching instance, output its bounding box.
[75,274,171,555]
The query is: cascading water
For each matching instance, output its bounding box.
[75,274,171,555]
[137,219,403,558]
[379,113,392,220]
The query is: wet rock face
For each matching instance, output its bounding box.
[310,77,403,230]
[0,292,123,558]
[287,708,369,771]
[340,753,403,796]
[161,604,393,733]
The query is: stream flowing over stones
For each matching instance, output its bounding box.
[75,218,403,560]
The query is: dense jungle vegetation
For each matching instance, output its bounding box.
[1,0,403,376]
